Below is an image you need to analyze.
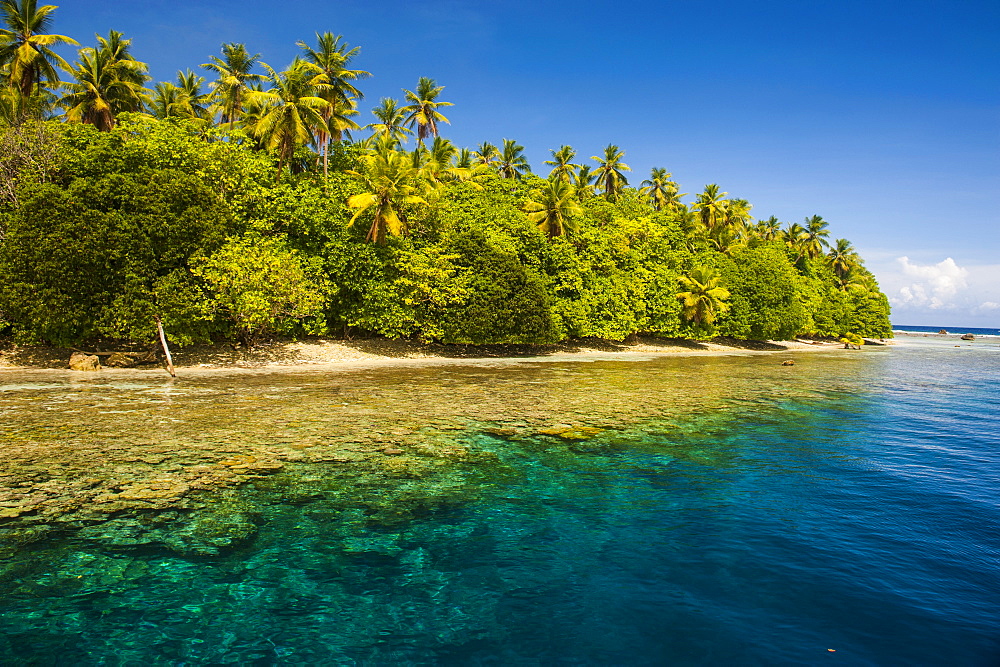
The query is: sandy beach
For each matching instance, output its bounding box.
[0,335,859,375]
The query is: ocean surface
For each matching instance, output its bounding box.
[893,324,1000,337]
[1,337,998,665]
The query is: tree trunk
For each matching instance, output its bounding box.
[156,316,176,377]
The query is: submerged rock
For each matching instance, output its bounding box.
[782,360,795,366]
[68,351,101,371]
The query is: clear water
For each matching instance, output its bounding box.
[1,342,998,665]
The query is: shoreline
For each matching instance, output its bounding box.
[0,335,859,375]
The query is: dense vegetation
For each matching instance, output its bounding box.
[0,1,891,349]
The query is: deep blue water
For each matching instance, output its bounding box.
[1,339,999,665]
[894,324,1000,336]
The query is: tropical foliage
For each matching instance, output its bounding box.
[0,9,892,350]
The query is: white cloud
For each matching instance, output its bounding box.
[862,252,1000,326]
[892,256,969,309]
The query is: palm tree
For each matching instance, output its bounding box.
[345,150,428,244]
[366,97,411,144]
[708,224,740,256]
[573,164,596,200]
[455,147,473,169]
[247,60,330,180]
[297,32,368,103]
[801,214,831,259]
[172,68,211,120]
[401,76,452,144]
[497,138,530,179]
[326,95,359,144]
[674,204,705,251]
[754,215,782,241]
[473,141,499,167]
[782,222,808,260]
[0,66,56,121]
[677,266,730,330]
[827,238,858,279]
[724,198,753,234]
[420,135,458,186]
[692,184,728,233]
[0,0,76,96]
[524,178,583,238]
[591,144,631,201]
[60,33,150,131]
[640,167,685,211]
[201,42,265,127]
[150,82,181,119]
[297,32,369,176]
[544,145,579,183]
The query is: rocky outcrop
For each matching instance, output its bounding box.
[961,333,975,341]
[105,352,139,368]
[68,351,100,371]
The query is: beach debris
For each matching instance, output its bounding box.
[68,351,101,371]
[782,360,795,366]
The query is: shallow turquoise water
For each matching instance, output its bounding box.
[1,340,998,665]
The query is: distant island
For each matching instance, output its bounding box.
[0,4,892,355]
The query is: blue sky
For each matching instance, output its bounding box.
[52,0,1000,326]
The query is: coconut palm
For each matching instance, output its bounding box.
[247,60,331,180]
[591,143,631,200]
[0,66,54,120]
[640,167,685,211]
[420,136,458,186]
[782,222,808,260]
[497,138,530,179]
[754,215,782,241]
[544,145,579,183]
[674,204,706,250]
[345,149,427,244]
[366,97,411,144]
[827,238,858,279]
[0,0,77,96]
[60,33,151,131]
[473,141,499,167]
[692,184,728,233]
[573,164,596,200]
[326,95,359,143]
[801,214,831,259]
[201,42,265,127]
[708,224,741,256]
[677,266,730,330]
[149,82,182,119]
[524,178,583,238]
[171,68,211,120]
[401,76,452,144]
[297,32,369,176]
[297,32,369,104]
[724,198,753,234]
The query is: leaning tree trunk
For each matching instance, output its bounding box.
[155,316,176,377]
